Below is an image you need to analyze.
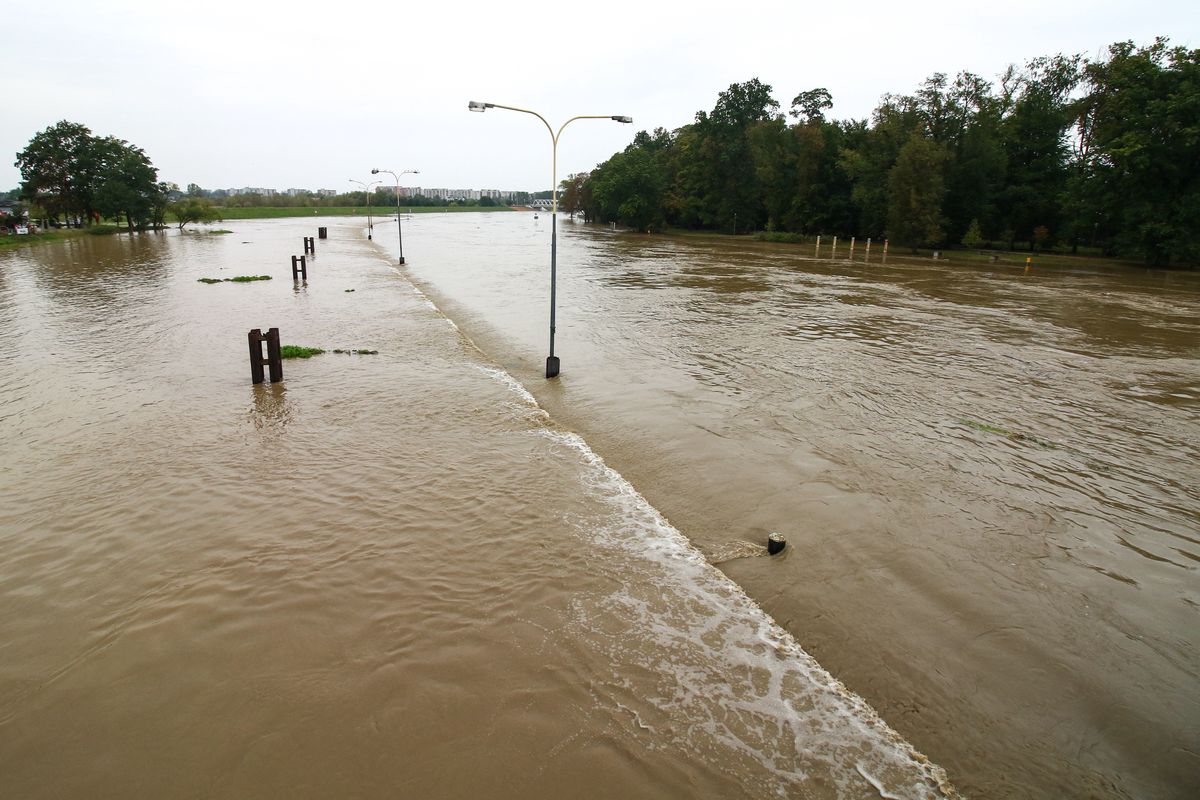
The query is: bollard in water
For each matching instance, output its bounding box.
[303,236,315,255]
[318,226,328,240]
[767,532,787,555]
[248,327,283,384]
[291,255,307,281]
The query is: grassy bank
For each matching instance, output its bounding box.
[0,228,90,250]
[212,206,516,220]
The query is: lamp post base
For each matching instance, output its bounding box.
[398,257,405,265]
[545,356,560,378]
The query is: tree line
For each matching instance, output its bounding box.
[571,38,1198,267]
[14,121,168,231]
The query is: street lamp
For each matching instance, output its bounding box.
[349,178,381,239]
[467,101,632,378]
[371,168,419,264]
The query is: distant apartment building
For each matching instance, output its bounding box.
[286,188,310,197]
[417,188,482,201]
[317,189,338,197]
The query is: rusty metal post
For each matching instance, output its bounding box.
[265,327,283,383]
[303,236,315,254]
[318,227,327,240]
[291,255,307,281]
[248,328,265,384]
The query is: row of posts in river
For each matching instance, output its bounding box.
[813,235,889,263]
[249,226,328,384]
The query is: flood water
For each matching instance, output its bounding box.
[0,215,1196,799]
[1,219,955,799]
[395,213,1199,799]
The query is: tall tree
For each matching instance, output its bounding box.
[887,134,949,248]
[14,121,95,223]
[1077,38,1200,265]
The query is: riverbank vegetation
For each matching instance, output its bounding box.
[279,346,325,359]
[14,122,167,232]
[574,37,1198,268]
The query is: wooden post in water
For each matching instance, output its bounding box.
[318,227,328,240]
[883,239,889,263]
[831,236,838,259]
[815,236,821,258]
[303,236,315,254]
[865,238,872,262]
[849,237,855,260]
[248,327,283,384]
[291,255,307,281]
[265,327,282,383]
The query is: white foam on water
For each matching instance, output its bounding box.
[464,364,958,798]
[394,262,958,798]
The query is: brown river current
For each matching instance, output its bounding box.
[1,214,1197,798]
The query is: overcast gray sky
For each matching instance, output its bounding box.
[2,0,1194,194]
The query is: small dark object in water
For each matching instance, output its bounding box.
[767,532,786,555]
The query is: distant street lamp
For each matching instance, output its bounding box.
[371,168,419,264]
[467,101,632,378]
[349,178,381,239]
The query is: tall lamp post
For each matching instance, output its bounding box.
[349,178,380,239]
[467,101,631,378]
[371,168,419,264]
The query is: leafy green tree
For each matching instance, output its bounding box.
[14,121,96,223]
[559,172,588,215]
[92,137,160,230]
[789,88,833,122]
[589,143,664,232]
[169,197,222,229]
[15,122,162,230]
[998,54,1081,249]
[1076,38,1200,265]
[887,134,948,248]
[961,218,984,248]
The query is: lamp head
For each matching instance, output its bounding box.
[370,168,380,175]
[468,101,492,112]
[612,116,633,124]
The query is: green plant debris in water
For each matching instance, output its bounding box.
[961,419,1058,449]
[344,289,356,292]
[279,346,325,359]
[332,349,378,355]
[197,275,272,283]
[207,229,233,234]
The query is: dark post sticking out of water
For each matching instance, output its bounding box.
[318,227,328,240]
[248,328,283,384]
[291,255,308,282]
[303,236,315,255]
[767,532,787,555]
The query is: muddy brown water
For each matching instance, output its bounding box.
[0,220,953,799]
[396,214,1199,799]
[1,215,1196,798]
